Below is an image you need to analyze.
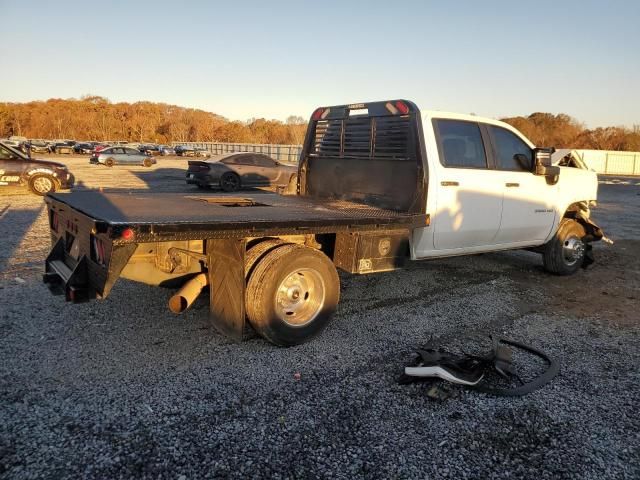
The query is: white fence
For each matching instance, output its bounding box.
[576,149,640,176]
[172,142,303,164]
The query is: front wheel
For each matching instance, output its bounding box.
[245,244,340,346]
[29,174,57,195]
[543,219,587,275]
[105,158,115,167]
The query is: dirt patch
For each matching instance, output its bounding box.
[523,240,640,327]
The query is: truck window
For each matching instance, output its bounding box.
[435,120,487,169]
[489,126,532,171]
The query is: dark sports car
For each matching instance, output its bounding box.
[185,153,297,192]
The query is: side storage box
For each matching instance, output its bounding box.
[333,230,410,274]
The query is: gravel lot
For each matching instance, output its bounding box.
[1,157,639,479]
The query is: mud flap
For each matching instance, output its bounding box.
[43,236,137,301]
[206,238,246,341]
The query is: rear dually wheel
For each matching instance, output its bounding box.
[245,244,340,346]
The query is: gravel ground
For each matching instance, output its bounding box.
[1,158,639,479]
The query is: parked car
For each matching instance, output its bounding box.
[0,141,74,195]
[90,147,156,167]
[93,143,111,153]
[186,152,297,192]
[159,145,175,156]
[175,145,193,156]
[194,148,210,158]
[139,144,161,155]
[50,142,74,154]
[73,142,95,154]
[27,140,51,154]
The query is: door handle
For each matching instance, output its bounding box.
[505,182,520,187]
[440,181,459,187]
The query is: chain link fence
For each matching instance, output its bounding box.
[172,142,302,165]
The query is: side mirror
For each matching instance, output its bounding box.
[533,148,560,177]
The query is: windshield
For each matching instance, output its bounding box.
[0,142,27,160]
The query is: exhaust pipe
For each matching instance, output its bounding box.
[169,273,208,314]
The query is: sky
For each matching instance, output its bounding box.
[0,0,638,127]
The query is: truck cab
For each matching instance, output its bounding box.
[414,111,598,258]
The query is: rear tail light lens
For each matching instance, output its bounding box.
[188,163,210,172]
[91,235,107,266]
[121,228,135,241]
[50,210,59,232]
[311,107,330,120]
[395,101,410,115]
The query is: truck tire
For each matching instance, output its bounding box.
[28,174,57,195]
[543,219,587,275]
[221,172,240,192]
[244,238,287,279]
[245,244,340,346]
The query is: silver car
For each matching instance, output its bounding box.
[90,147,156,167]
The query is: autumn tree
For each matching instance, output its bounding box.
[1,97,637,151]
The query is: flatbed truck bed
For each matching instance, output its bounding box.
[46,190,426,240]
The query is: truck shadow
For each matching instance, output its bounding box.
[0,204,45,277]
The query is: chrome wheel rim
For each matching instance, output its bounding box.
[563,236,585,266]
[33,177,53,193]
[275,268,325,326]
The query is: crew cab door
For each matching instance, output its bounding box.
[431,119,503,249]
[486,125,557,243]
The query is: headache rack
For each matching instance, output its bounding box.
[313,113,414,160]
[300,100,426,213]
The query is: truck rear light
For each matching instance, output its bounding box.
[312,107,330,120]
[385,102,398,115]
[395,101,409,115]
[121,228,135,241]
[50,210,59,232]
[91,235,107,265]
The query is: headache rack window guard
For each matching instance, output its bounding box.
[312,115,414,161]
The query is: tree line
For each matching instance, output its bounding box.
[500,112,640,151]
[1,96,638,151]
[0,96,307,145]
